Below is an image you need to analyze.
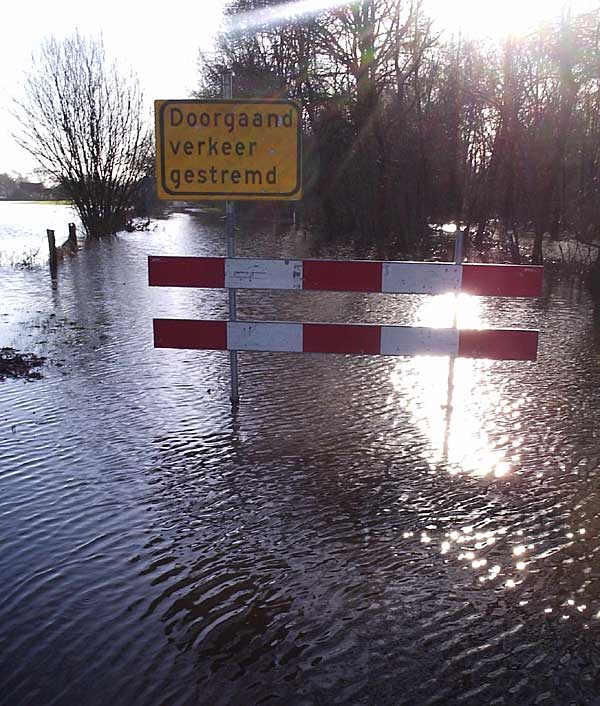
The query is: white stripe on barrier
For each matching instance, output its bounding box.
[225,258,303,290]
[227,321,303,352]
[380,326,459,357]
[381,262,462,295]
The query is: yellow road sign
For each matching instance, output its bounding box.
[155,99,302,201]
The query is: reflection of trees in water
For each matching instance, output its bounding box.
[593,302,600,352]
[143,418,443,693]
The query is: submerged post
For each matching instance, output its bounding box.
[223,69,239,406]
[68,222,77,249]
[452,229,464,327]
[47,229,57,273]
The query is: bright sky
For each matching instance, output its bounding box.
[0,0,229,176]
[430,0,598,39]
[1,0,598,177]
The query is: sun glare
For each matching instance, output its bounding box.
[430,0,598,39]
[227,0,599,39]
[228,0,351,33]
[389,293,521,478]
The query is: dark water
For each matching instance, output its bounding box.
[2,205,600,705]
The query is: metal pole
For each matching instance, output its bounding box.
[223,70,239,405]
[443,229,464,460]
[454,230,464,267]
[452,229,464,327]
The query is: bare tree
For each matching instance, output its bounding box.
[14,33,151,238]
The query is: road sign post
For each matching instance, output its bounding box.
[154,89,302,405]
[223,71,239,405]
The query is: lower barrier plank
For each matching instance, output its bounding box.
[457,328,539,361]
[303,323,381,354]
[380,326,459,357]
[153,319,227,350]
[153,319,539,360]
[228,321,303,352]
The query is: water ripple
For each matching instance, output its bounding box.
[2,207,600,704]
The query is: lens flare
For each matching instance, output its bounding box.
[227,0,351,33]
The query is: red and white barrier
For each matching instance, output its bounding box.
[153,319,539,361]
[149,255,542,362]
[149,256,543,298]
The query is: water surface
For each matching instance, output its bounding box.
[1,202,600,705]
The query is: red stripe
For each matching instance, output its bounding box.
[462,264,543,297]
[458,329,538,361]
[148,256,225,288]
[303,323,381,354]
[153,319,227,350]
[303,260,382,292]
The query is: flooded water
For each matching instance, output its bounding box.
[2,201,600,705]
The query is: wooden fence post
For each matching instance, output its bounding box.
[47,229,57,272]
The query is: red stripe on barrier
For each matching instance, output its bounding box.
[458,329,538,361]
[303,323,381,354]
[153,319,227,350]
[462,264,543,297]
[148,256,225,288]
[303,260,382,292]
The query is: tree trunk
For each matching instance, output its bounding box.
[587,249,600,301]
[532,225,544,264]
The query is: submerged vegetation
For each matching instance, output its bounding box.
[0,348,45,381]
[199,0,600,292]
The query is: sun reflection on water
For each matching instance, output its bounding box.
[402,514,600,617]
[390,292,522,478]
[383,278,597,618]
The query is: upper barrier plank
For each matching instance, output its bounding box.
[303,260,383,293]
[148,256,543,298]
[148,256,225,288]
[462,264,543,297]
